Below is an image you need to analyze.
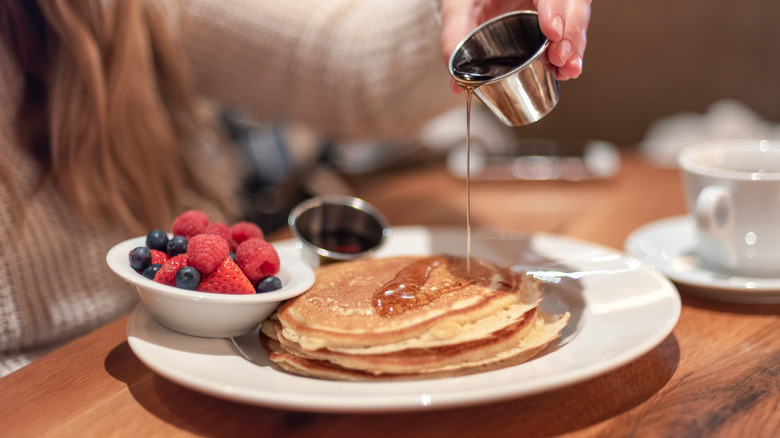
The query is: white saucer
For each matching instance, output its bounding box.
[625,215,780,304]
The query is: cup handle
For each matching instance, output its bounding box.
[695,185,736,263]
[695,185,733,230]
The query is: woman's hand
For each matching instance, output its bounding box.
[441,0,591,91]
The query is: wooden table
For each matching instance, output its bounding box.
[1,152,778,437]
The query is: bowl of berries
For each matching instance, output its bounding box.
[106,210,315,338]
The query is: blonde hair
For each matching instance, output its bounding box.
[1,0,239,234]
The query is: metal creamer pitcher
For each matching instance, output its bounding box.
[448,11,559,126]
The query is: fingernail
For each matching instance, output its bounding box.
[552,16,564,39]
[563,56,583,80]
[558,40,572,63]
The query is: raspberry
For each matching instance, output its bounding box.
[154,254,189,286]
[204,222,231,244]
[187,234,230,277]
[230,221,264,249]
[235,238,280,283]
[171,210,210,239]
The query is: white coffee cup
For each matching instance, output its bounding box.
[678,139,780,278]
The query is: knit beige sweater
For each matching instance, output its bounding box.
[0,0,459,377]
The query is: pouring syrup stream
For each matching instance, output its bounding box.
[464,85,474,279]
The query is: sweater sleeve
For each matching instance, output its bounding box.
[179,0,460,141]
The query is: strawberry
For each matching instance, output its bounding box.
[197,257,255,294]
[150,249,169,265]
[154,254,189,286]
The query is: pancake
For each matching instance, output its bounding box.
[261,255,569,380]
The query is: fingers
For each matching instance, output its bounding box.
[440,0,474,65]
[536,0,591,80]
[450,78,464,94]
[440,0,591,85]
[438,0,465,93]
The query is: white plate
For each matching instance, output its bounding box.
[127,226,680,413]
[625,216,780,304]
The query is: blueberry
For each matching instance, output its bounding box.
[146,229,169,252]
[166,235,188,257]
[175,266,200,290]
[229,252,236,262]
[255,276,282,293]
[129,247,152,271]
[141,263,162,280]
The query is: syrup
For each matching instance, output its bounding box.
[372,256,464,317]
[452,55,530,82]
[371,70,515,318]
[464,85,474,278]
[371,55,539,318]
[372,256,514,317]
[309,231,374,254]
[455,55,533,277]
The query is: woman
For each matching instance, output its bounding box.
[0,0,590,376]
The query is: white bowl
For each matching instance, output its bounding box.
[106,236,315,338]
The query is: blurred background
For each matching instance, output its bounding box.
[225,0,780,233]
[518,0,780,144]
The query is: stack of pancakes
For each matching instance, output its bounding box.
[261,255,569,381]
